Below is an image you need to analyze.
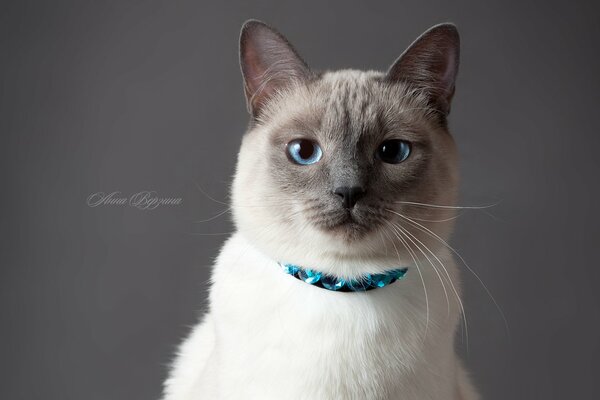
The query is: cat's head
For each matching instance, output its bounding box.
[232,20,460,274]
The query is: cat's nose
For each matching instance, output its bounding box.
[333,186,365,209]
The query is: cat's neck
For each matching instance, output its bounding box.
[235,231,438,280]
[210,232,462,388]
[215,232,459,302]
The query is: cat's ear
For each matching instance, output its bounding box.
[386,23,460,115]
[240,20,312,118]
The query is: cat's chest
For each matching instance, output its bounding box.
[209,299,453,400]
[207,234,457,398]
[211,292,432,399]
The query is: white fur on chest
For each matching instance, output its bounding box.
[162,233,465,400]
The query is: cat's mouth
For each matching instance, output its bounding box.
[315,209,377,240]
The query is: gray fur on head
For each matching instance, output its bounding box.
[234,20,461,272]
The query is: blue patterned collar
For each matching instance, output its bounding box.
[279,262,408,292]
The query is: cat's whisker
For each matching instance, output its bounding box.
[388,220,452,319]
[389,221,460,340]
[393,220,469,349]
[193,208,232,223]
[403,213,463,223]
[378,229,389,257]
[191,209,306,236]
[387,208,510,339]
[200,198,315,210]
[194,181,230,206]
[231,203,295,208]
[394,200,501,210]
[189,231,234,236]
[386,211,470,348]
[194,181,314,210]
[383,220,430,341]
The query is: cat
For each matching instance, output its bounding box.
[162,20,478,400]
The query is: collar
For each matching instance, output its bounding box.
[278,262,408,292]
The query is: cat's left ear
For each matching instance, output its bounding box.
[386,23,460,115]
[240,20,312,118]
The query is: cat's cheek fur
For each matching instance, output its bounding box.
[163,233,478,400]
[230,125,385,273]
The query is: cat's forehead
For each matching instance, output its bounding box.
[261,69,432,144]
[317,70,381,139]
[308,70,427,142]
[318,70,381,98]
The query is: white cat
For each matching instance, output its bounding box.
[163,20,478,400]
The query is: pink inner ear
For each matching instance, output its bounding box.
[243,47,264,96]
[240,21,311,117]
[440,50,457,95]
[385,24,459,114]
[242,44,280,114]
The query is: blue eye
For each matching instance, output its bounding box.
[286,139,323,165]
[377,140,411,164]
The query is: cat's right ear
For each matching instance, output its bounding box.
[240,20,312,118]
[386,24,460,116]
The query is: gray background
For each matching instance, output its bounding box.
[2,0,599,399]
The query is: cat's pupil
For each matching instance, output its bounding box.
[377,139,411,164]
[297,140,315,159]
[381,141,398,157]
[286,139,322,165]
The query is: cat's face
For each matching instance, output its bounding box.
[232,21,460,272]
